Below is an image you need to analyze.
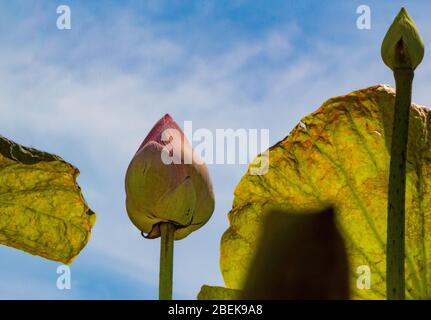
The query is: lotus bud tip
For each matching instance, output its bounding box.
[381,7,424,70]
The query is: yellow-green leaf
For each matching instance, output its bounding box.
[220,85,431,299]
[197,285,241,300]
[0,136,96,264]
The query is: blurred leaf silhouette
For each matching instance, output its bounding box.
[242,207,349,299]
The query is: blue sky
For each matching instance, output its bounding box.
[0,0,431,299]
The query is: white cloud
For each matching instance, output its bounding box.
[1,2,431,299]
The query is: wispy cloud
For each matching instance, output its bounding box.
[1,0,431,299]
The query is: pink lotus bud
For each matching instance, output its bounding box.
[125,114,215,240]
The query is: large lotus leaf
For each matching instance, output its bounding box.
[220,85,431,299]
[0,136,96,264]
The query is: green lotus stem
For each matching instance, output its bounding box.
[387,68,413,300]
[159,222,175,300]
[381,8,424,300]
